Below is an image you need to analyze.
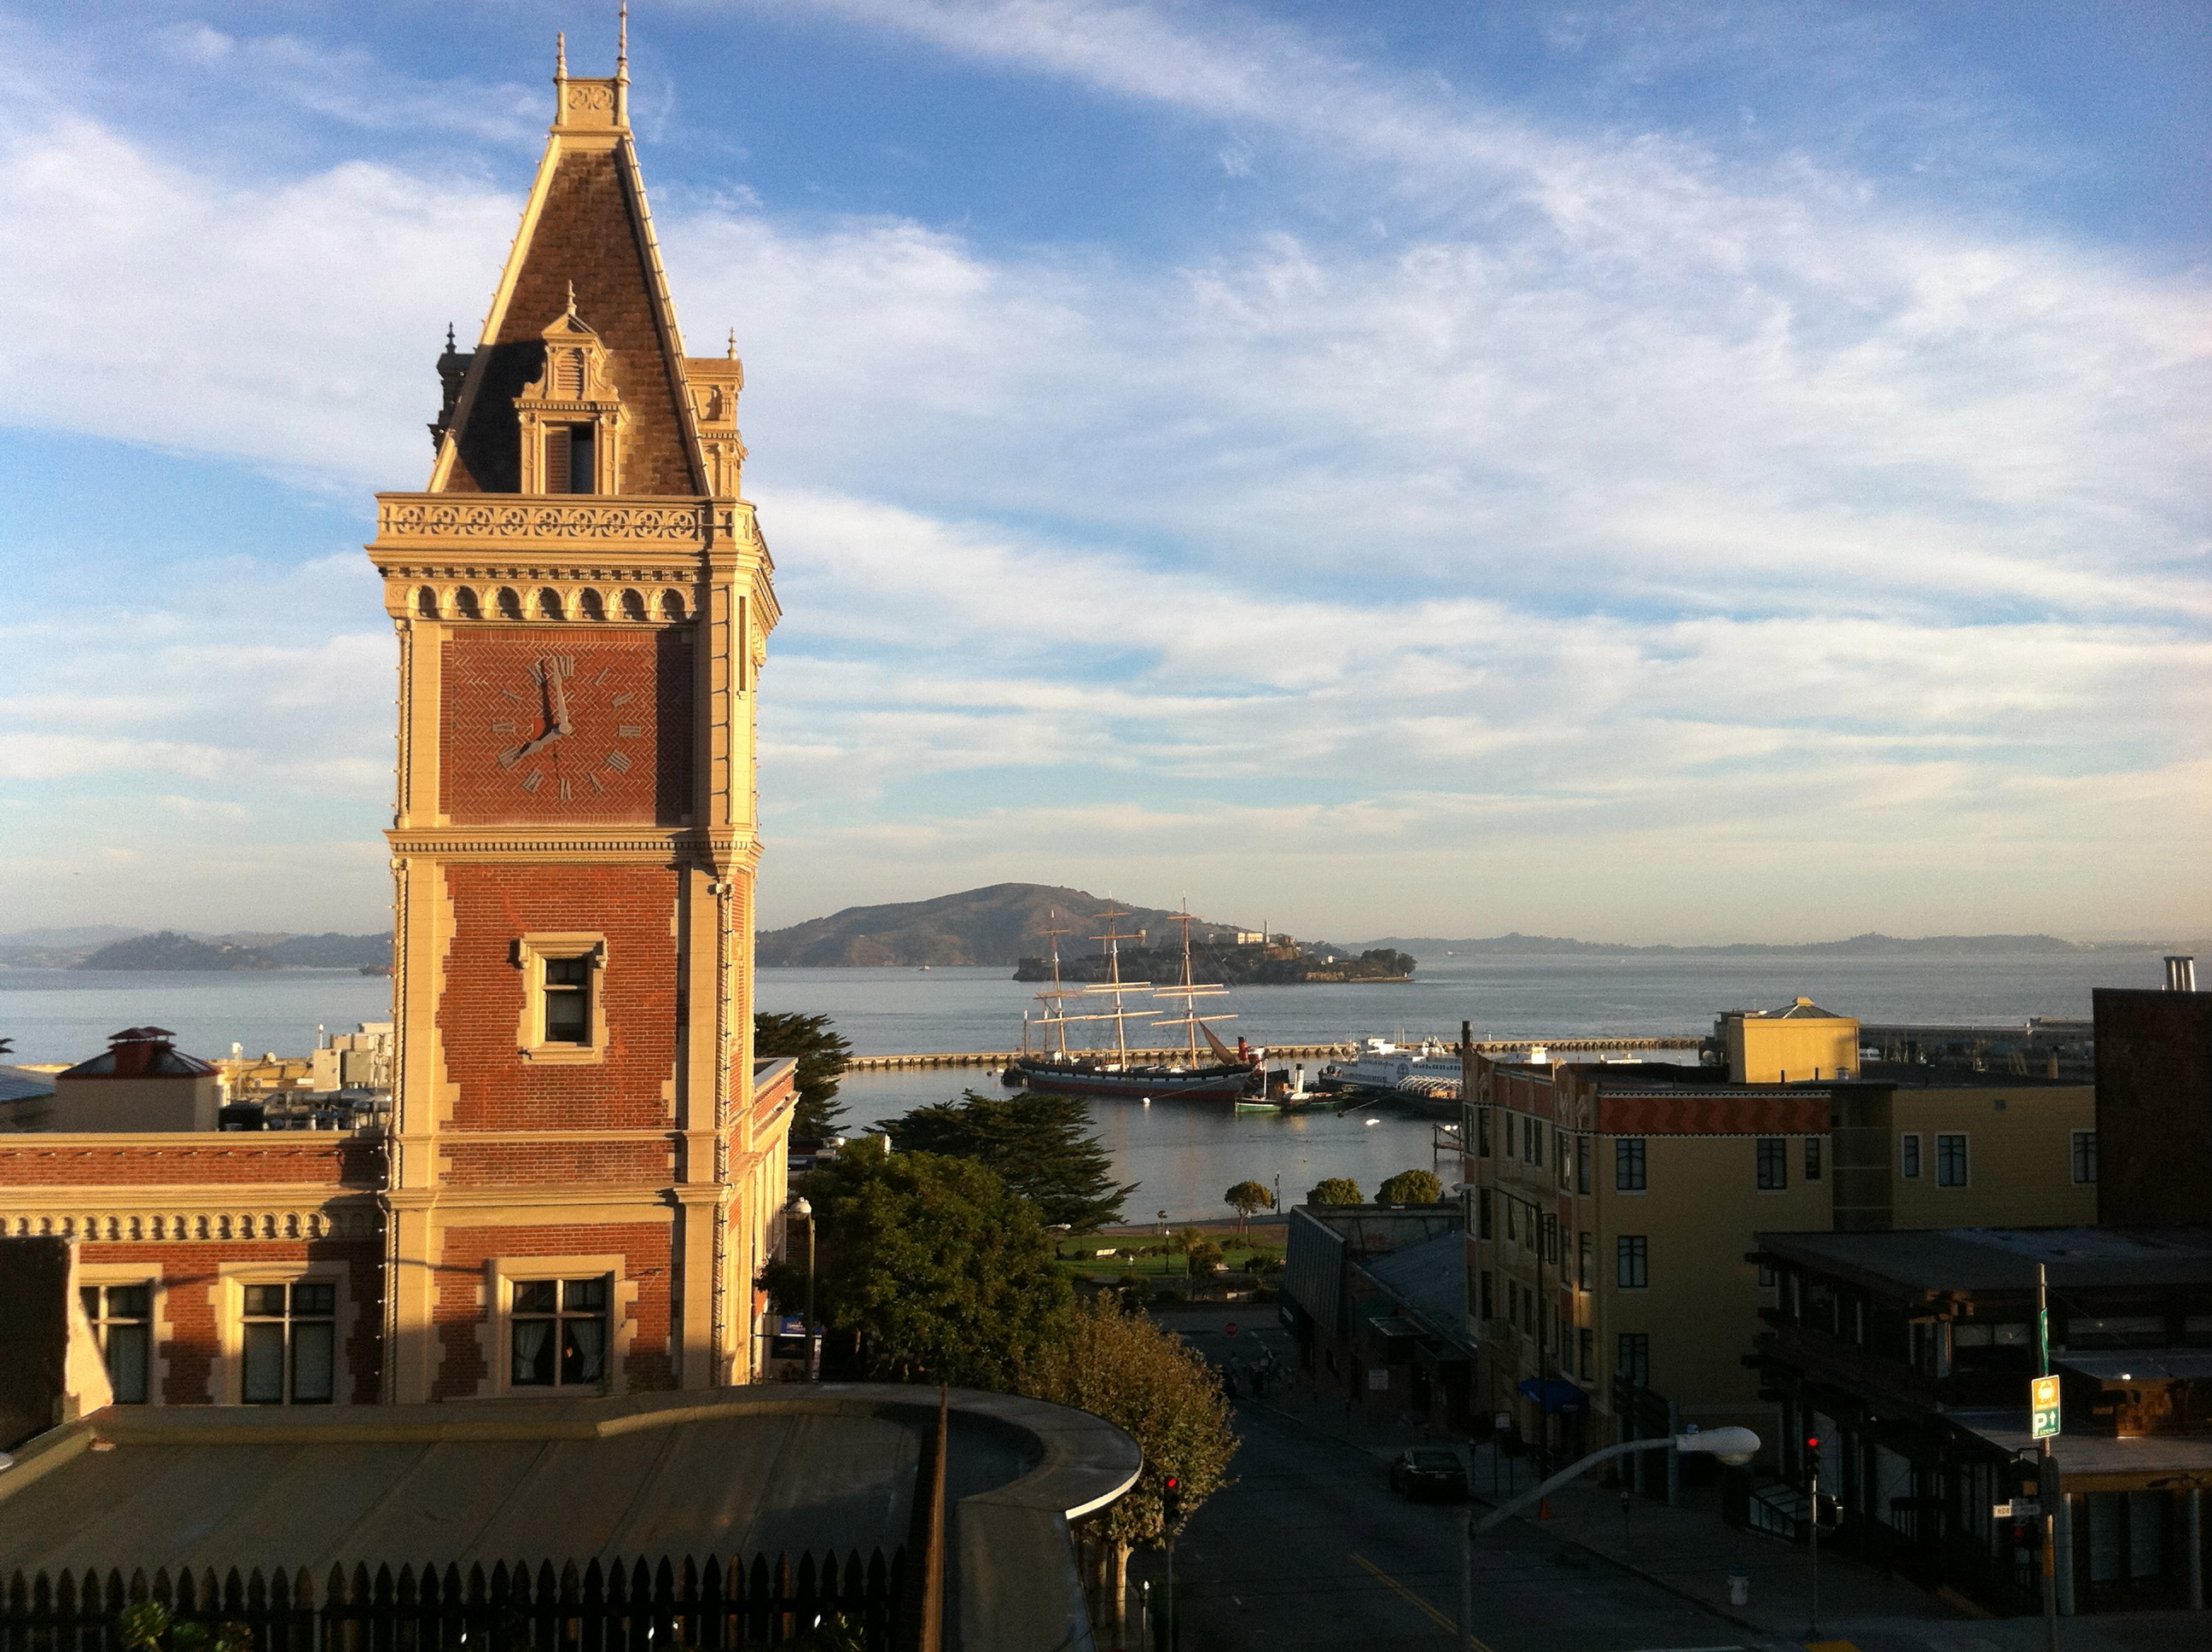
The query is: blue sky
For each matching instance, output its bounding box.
[1,0,2205,943]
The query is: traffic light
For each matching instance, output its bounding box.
[1804,1434,1822,1480]
[1161,1475,1184,1527]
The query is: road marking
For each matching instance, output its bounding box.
[1348,1553,1492,1647]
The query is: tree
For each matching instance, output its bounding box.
[883,1090,1138,1230]
[792,1143,1071,1387]
[1377,1167,1445,1205]
[1186,1240,1224,1278]
[754,1011,852,1142]
[1223,1179,1272,1233]
[1019,1295,1237,1641]
[1307,1177,1363,1206]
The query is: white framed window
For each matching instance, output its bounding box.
[79,1281,154,1404]
[515,933,608,1062]
[1936,1132,1969,1188]
[1617,1235,1649,1289]
[486,1255,635,1397]
[234,1281,336,1404]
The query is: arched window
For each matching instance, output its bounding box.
[576,589,606,621]
[619,589,648,622]
[536,588,566,620]
[497,587,524,620]
[659,590,687,620]
[452,588,482,620]
[415,587,439,618]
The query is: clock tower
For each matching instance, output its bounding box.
[365,36,788,1399]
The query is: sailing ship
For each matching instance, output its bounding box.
[1004,905,1260,1102]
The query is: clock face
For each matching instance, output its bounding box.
[440,629,693,824]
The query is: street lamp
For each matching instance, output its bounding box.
[1455,1428,1761,1652]
[789,1195,816,1324]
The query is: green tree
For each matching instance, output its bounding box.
[1224,1179,1272,1233]
[755,1011,852,1141]
[1377,1167,1445,1205]
[1307,1177,1363,1206]
[1186,1240,1224,1277]
[795,1143,1072,1386]
[883,1090,1138,1230]
[1019,1295,1237,1642]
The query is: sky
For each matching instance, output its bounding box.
[0,0,2206,945]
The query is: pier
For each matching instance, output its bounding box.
[842,1035,1703,1073]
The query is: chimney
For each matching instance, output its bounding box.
[2166,955,2197,992]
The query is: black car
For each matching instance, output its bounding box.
[1388,1447,1469,1502]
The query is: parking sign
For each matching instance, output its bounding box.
[2030,1375,2061,1440]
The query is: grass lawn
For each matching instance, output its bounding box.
[1054,1234,1286,1281]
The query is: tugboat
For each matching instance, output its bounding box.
[1004,905,1259,1102]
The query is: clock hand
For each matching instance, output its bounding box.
[546,658,573,735]
[498,726,565,769]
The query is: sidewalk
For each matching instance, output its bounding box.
[1244,1378,2212,1652]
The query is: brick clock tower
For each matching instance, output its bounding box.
[364,39,789,1400]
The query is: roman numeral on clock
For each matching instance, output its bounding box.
[617,725,643,738]
[604,752,631,774]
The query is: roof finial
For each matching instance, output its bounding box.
[565,281,579,317]
[445,323,457,352]
[556,31,567,79]
[726,328,737,359]
[617,3,629,73]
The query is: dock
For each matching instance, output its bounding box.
[841,1035,1702,1073]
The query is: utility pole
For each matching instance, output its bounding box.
[2036,1262,2062,1652]
[1804,1431,1823,1643]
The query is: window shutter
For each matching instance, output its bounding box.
[544,427,572,492]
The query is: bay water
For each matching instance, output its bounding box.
[0,951,2166,1222]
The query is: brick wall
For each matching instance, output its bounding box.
[439,630,693,825]
[429,1222,676,1398]
[442,1143,671,1186]
[441,863,684,1134]
[0,1139,375,1187]
[79,1237,384,1405]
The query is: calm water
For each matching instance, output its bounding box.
[1,951,2163,1222]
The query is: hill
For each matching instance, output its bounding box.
[1356,931,2157,959]
[76,931,276,971]
[263,932,393,969]
[757,883,1241,968]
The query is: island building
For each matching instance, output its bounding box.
[1460,997,2097,1480]
[0,40,796,1404]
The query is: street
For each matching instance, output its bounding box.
[1132,1312,1743,1651]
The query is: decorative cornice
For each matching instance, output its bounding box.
[0,1189,382,1244]
[371,494,763,556]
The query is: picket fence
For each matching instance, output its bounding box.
[0,1550,907,1652]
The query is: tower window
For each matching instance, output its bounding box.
[543,955,591,1044]
[544,425,597,494]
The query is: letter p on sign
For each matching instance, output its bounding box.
[2031,1375,2061,1440]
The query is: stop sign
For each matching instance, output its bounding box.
[1224,1322,1239,1337]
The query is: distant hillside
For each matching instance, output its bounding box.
[1359,931,2158,960]
[77,931,276,971]
[263,932,393,969]
[759,883,1241,968]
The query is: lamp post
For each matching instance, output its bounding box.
[789,1195,817,1377]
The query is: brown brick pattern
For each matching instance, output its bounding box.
[439,863,684,1132]
[0,1141,373,1187]
[429,1222,677,1398]
[446,149,698,496]
[440,630,693,824]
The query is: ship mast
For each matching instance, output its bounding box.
[1150,906,1235,1062]
[1031,916,1075,1057]
[1075,903,1154,1064]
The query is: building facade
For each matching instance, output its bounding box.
[1461,1037,2096,1470]
[0,45,795,1411]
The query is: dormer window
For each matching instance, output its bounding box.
[544,425,597,494]
[514,288,622,495]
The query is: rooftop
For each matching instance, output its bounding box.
[1359,1229,1470,1351]
[1756,1227,2212,1295]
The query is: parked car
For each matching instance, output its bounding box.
[1388,1447,1469,1502]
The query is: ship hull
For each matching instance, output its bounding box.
[1008,1056,1255,1102]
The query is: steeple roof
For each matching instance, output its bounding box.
[433,38,705,497]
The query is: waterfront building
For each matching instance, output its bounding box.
[0,44,795,1403]
[1750,1225,2212,1617]
[1461,1014,2097,1474]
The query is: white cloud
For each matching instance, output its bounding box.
[0,7,2204,938]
